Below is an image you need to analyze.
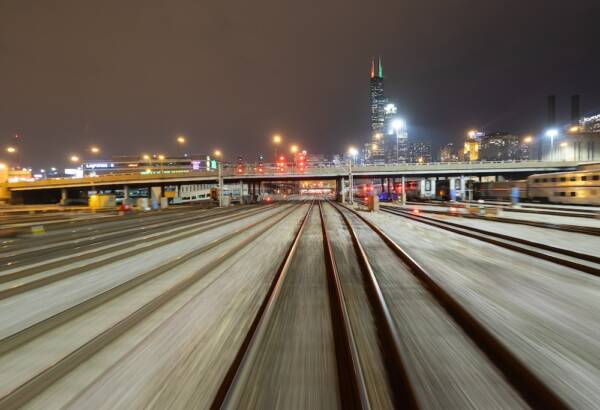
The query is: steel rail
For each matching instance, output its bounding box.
[318,202,370,409]
[339,202,570,410]
[0,204,303,410]
[401,203,600,236]
[410,199,600,217]
[382,206,600,277]
[0,204,297,356]
[211,201,314,409]
[0,206,246,263]
[0,205,277,297]
[329,202,419,409]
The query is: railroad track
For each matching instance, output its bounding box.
[0,204,280,301]
[213,202,375,408]
[380,205,600,277]
[0,205,257,265]
[409,200,600,219]
[0,202,305,409]
[332,201,569,409]
[0,204,204,233]
[403,202,600,236]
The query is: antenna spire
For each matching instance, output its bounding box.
[378,56,383,78]
[370,59,375,78]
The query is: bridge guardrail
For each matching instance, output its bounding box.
[3,160,592,190]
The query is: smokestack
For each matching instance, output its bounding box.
[547,95,556,127]
[571,94,580,125]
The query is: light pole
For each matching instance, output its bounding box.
[6,146,18,168]
[290,145,298,173]
[176,135,186,157]
[272,134,282,162]
[545,128,558,161]
[158,154,165,173]
[214,150,224,207]
[348,147,358,205]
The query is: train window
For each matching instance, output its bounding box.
[542,178,548,183]
[534,178,540,183]
[593,175,600,181]
[551,177,557,182]
[560,177,566,182]
[570,176,576,181]
[581,176,587,181]
[560,192,566,197]
[570,192,576,197]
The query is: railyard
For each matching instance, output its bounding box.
[0,199,599,409]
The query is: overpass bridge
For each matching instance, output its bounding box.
[2,160,593,204]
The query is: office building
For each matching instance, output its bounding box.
[408,142,432,163]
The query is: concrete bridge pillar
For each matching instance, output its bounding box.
[239,181,244,204]
[460,175,466,199]
[401,175,406,206]
[150,186,162,209]
[123,185,130,205]
[60,188,68,205]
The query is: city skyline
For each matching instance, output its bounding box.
[1,1,600,168]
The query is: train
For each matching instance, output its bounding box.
[476,164,600,205]
[353,164,600,205]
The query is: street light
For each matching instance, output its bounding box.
[142,154,150,160]
[273,134,282,144]
[70,155,80,163]
[392,118,405,131]
[347,147,358,205]
[176,135,186,144]
[6,146,16,153]
[90,146,100,154]
[213,150,224,207]
[157,154,165,173]
[545,128,559,160]
[290,144,299,154]
[523,136,533,144]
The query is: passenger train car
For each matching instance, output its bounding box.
[475,164,600,205]
[527,167,600,205]
[169,183,215,204]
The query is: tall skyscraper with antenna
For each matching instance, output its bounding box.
[369,57,386,164]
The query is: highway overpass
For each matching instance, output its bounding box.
[2,160,595,203]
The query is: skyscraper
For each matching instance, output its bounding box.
[408,142,432,163]
[369,57,386,164]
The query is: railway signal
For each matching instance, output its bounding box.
[236,156,244,174]
[276,155,286,172]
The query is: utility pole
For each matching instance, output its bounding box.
[218,161,224,207]
[348,158,354,205]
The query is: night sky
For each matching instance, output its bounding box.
[2,0,600,169]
